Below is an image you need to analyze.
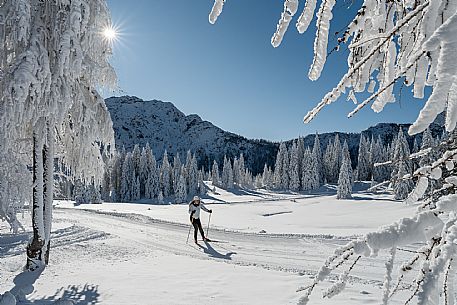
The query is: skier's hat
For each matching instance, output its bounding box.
[193,196,200,201]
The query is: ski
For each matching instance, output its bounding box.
[198,238,226,243]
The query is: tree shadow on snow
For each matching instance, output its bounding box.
[7,266,100,304]
[351,195,397,202]
[198,241,236,260]
[33,284,101,305]
[0,232,30,257]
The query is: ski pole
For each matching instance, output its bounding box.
[186,222,192,244]
[206,213,212,238]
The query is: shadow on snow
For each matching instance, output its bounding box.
[197,241,237,260]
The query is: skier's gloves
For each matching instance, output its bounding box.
[209,209,212,213]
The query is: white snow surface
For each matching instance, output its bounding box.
[56,184,414,236]
[1,185,417,304]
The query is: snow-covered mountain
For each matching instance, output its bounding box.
[106,96,444,174]
[105,96,277,173]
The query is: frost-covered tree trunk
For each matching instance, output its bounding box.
[27,122,53,269]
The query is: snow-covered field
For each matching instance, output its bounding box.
[1,186,418,304]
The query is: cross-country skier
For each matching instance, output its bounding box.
[188,196,212,244]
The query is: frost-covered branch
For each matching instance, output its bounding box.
[209,0,226,24]
[207,1,457,304]
[271,0,299,48]
[303,1,431,123]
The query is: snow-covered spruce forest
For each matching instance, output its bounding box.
[2,0,457,304]
[68,126,445,207]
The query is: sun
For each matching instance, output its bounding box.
[102,26,118,42]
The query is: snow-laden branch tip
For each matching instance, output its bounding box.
[296,0,317,34]
[271,0,299,48]
[409,11,457,135]
[308,0,336,81]
[209,0,226,24]
[303,1,431,124]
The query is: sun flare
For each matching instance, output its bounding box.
[102,26,117,42]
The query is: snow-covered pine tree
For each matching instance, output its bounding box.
[260,164,267,189]
[150,154,160,200]
[357,134,372,181]
[297,137,305,185]
[222,157,234,189]
[157,191,164,205]
[160,151,172,198]
[132,144,141,182]
[323,139,333,184]
[89,182,102,205]
[132,176,141,201]
[188,154,199,196]
[239,153,246,187]
[243,168,250,188]
[198,170,206,195]
[74,179,89,205]
[281,144,290,190]
[175,166,187,203]
[233,157,240,186]
[111,147,126,202]
[419,127,434,167]
[221,156,229,188]
[211,160,220,187]
[173,154,182,194]
[121,153,134,202]
[139,146,147,198]
[312,133,324,185]
[289,141,301,191]
[392,128,413,199]
[393,160,413,200]
[332,134,342,180]
[141,144,153,199]
[273,143,285,190]
[337,141,353,199]
[324,135,341,184]
[185,150,192,189]
[255,174,263,189]
[371,136,386,183]
[301,148,319,191]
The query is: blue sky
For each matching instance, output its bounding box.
[106,0,426,142]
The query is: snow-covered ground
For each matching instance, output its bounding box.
[1,185,419,304]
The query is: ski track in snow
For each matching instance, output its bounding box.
[51,207,405,287]
[1,199,419,304]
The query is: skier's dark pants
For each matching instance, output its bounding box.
[192,218,205,241]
